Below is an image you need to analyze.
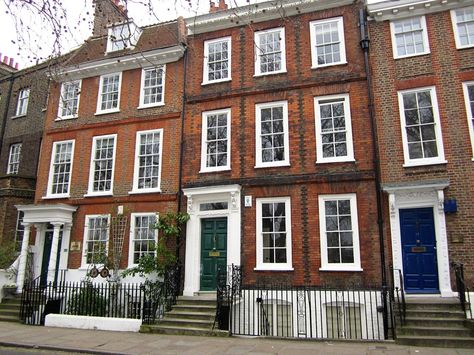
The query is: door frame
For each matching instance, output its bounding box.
[183,185,241,296]
[384,181,454,297]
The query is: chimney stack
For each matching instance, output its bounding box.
[210,0,228,13]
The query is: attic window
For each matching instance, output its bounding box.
[107,21,140,53]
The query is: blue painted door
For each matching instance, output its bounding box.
[399,208,439,293]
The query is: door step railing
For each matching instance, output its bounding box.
[451,262,472,319]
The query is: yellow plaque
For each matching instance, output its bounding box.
[209,250,220,257]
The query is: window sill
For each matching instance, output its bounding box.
[55,116,78,121]
[11,114,26,119]
[199,167,231,173]
[319,267,363,272]
[311,61,347,70]
[456,44,474,50]
[129,189,161,195]
[316,158,355,164]
[254,266,294,272]
[42,194,70,200]
[254,163,290,169]
[394,51,430,60]
[403,159,447,168]
[94,109,120,116]
[253,70,287,78]
[201,78,232,86]
[84,192,113,198]
[137,103,165,110]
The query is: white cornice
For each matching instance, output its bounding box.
[56,45,185,81]
[382,179,449,193]
[367,0,474,22]
[186,0,354,35]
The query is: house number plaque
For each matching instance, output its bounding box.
[209,250,220,257]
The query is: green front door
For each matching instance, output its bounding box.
[200,218,227,291]
[40,226,62,286]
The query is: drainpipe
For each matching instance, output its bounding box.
[176,44,188,261]
[0,74,14,165]
[359,8,389,339]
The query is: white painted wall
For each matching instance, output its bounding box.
[45,314,142,332]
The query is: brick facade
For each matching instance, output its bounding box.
[182,2,382,289]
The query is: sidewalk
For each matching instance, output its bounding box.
[0,322,472,355]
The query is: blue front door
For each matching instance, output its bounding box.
[400,208,439,293]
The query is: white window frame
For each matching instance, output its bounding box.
[390,16,430,59]
[309,17,347,69]
[130,129,163,194]
[7,143,21,175]
[318,193,362,272]
[86,134,117,196]
[15,88,30,116]
[398,86,446,167]
[138,66,166,109]
[200,108,231,173]
[45,140,75,199]
[254,27,287,77]
[58,80,81,120]
[451,6,474,49]
[255,100,290,168]
[314,93,354,163]
[128,212,159,267]
[96,72,122,115]
[255,197,293,271]
[463,81,474,160]
[82,214,110,268]
[203,37,232,85]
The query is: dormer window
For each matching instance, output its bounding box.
[107,21,141,53]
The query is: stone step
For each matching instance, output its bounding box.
[0,309,20,317]
[0,315,20,323]
[140,324,228,337]
[405,302,462,311]
[0,303,21,311]
[176,297,216,307]
[166,310,215,321]
[398,326,471,337]
[404,317,467,328]
[159,317,213,329]
[403,309,465,319]
[396,335,474,348]
[172,304,216,313]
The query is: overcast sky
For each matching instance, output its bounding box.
[0,0,384,69]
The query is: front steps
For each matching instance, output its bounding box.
[396,297,474,348]
[0,295,21,323]
[140,294,228,336]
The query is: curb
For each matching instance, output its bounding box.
[0,341,128,355]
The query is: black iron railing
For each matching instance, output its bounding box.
[215,264,241,333]
[389,265,406,328]
[451,262,472,319]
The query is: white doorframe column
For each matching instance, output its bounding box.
[16,222,31,293]
[47,222,63,283]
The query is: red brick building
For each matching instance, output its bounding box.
[181,0,383,296]
[367,0,474,294]
[15,0,186,288]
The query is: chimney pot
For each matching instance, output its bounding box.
[3,56,8,64]
[15,63,19,70]
[9,58,14,67]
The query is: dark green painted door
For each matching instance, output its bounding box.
[200,218,227,291]
[40,227,62,286]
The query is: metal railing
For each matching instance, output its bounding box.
[215,264,241,333]
[214,267,391,341]
[451,262,472,319]
[389,265,406,328]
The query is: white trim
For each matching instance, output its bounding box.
[95,72,122,115]
[451,6,474,49]
[254,27,287,77]
[309,17,347,69]
[318,193,361,272]
[81,214,110,269]
[128,212,158,267]
[385,186,453,297]
[202,36,232,85]
[138,65,166,109]
[183,185,241,296]
[45,140,75,199]
[200,108,231,173]
[255,100,290,168]
[255,197,293,271]
[390,16,430,59]
[86,134,117,197]
[314,93,354,163]
[130,129,163,194]
[397,86,446,167]
[15,88,30,117]
[57,80,81,120]
[462,81,474,159]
